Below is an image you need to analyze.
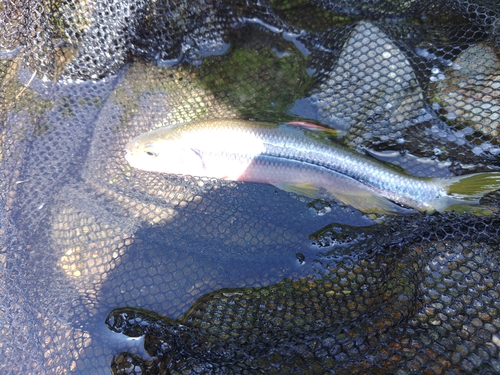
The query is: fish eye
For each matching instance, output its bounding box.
[144,145,158,157]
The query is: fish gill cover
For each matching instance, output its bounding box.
[1,0,500,374]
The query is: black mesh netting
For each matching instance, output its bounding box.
[1,0,500,374]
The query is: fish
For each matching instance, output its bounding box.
[124,119,500,215]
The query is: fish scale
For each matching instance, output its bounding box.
[125,119,500,214]
[168,120,435,200]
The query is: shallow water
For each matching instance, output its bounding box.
[2,3,500,373]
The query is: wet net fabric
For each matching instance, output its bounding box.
[1,0,500,374]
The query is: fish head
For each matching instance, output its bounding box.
[125,136,206,176]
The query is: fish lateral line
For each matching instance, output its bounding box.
[124,119,500,215]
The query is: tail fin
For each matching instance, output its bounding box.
[433,172,500,214]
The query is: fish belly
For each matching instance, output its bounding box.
[232,155,414,214]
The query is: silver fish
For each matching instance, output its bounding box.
[125,119,500,214]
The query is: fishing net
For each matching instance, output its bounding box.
[1,0,500,373]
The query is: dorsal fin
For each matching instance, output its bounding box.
[285,121,343,137]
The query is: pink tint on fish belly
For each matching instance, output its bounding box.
[180,129,272,180]
[226,157,312,186]
[199,155,256,181]
[195,153,270,183]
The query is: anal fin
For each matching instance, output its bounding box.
[274,180,414,215]
[333,190,414,215]
[272,182,319,199]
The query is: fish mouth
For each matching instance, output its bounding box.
[124,140,137,160]
[124,148,133,164]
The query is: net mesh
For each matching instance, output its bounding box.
[1,0,500,374]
